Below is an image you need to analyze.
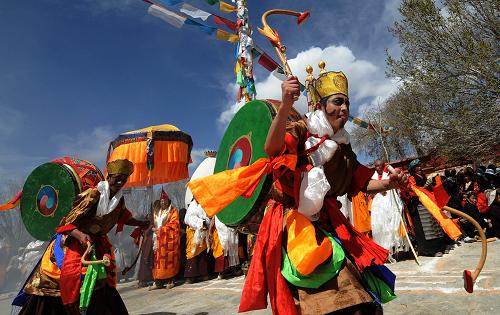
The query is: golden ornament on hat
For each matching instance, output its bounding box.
[107,159,134,176]
[309,61,349,100]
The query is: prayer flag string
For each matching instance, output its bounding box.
[143,1,389,131]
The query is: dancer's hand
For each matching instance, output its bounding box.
[389,168,409,188]
[70,229,91,245]
[281,76,300,110]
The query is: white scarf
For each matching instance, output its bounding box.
[96,181,123,217]
[154,205,171,229]
[185,200,210,254]
[214,216,239,267]
[298,110,350,221]
[153,205,172,251]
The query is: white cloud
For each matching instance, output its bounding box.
[52,126,120,170]
[356,77,401,116]
[188,147,212,175]
[216,83,247,129]
[217,44,399,129]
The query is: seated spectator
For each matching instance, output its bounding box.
[485,165,498,189]
[486,189,500,238]
[461,192,488,239]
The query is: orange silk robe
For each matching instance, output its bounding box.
[153,207,180,280]
[351,191,371,234]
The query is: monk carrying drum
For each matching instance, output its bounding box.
[189,62,409,314]
[18,159,150,315]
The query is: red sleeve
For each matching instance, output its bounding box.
[349,164,375,197]
[283,120,308,154]
[284,133,298,154]
[55,223,77,234]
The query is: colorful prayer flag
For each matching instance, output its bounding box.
[148,4,186,28]
[257,53,279,72]
[251,47,262,58]
[180,3,211,21]
[184,19,216,34]
[272,67,287,81]
[219,1,237,13]
[216,29,239,43]
[213,15,237,31]
[234,60,242,74]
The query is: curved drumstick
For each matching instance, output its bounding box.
[81,241,111,267]
[259,9,310,101]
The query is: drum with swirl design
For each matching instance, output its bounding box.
[215,99,301,234]
[20,156,103,240]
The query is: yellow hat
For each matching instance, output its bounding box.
[308,61,349,101]
[107,159,134,176]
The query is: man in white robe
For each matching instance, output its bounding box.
[370,160,407,256]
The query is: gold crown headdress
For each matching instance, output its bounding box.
[305,61,349,112]
[107,159,134,176]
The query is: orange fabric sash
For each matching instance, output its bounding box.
[239,201,297,314]
[187,155,297,217]
[285,210,332,276]
[410,177,461,240]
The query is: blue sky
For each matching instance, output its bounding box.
[0,0,402,184]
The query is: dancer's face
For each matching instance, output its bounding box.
[107,174,128,195]
[321,93,350,132]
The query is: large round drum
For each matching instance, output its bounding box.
[215,99,301,234]
[21,157,103,241]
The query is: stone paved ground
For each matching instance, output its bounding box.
[1,240,498,314]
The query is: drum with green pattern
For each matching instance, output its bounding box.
[21,163,81,240]
[215,99,301,228]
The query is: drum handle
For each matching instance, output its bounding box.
[60,163,83,193]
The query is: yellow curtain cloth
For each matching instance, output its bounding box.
[187,155,297,218]
[285,210,333,276]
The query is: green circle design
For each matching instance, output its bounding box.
[21,163,80,240]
